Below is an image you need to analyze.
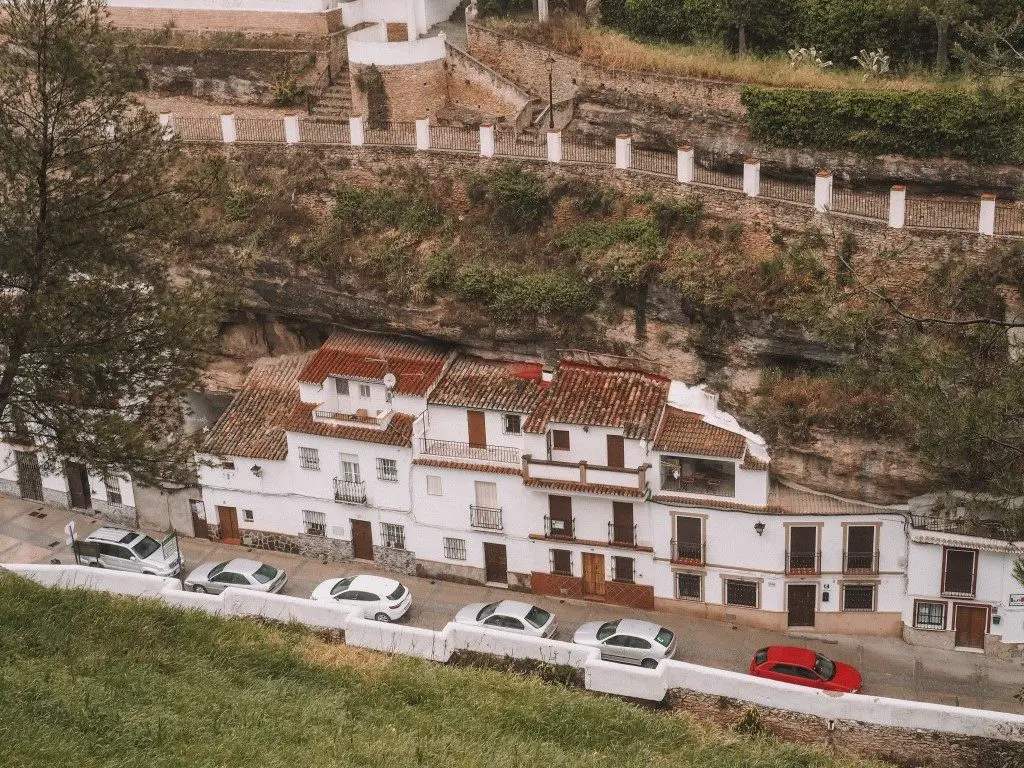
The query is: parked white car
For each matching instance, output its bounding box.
[79,527,184,577]
[454,600,557,638]
[184,558,287,594]
[309,574,412,622]
[572,618,676,668]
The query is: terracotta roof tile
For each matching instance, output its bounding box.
[653,407,747,459]
[651,494,766,513]
[653,484,897,517]
[428,356,546,413]
[284,404,414,447]
[523,362,669,439]
[412,458,523,476]
[741,452,769,471]
[297,331,450,396]
[524,476,644,498]
[202,354,311,461]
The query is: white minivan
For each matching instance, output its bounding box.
[79,527,183,577]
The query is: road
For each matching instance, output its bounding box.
[2,495,1023,714]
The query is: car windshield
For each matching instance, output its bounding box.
[524,607,551,629]
[387,584,406,601]
[476,602,499,622]
[596,620,619,641]
[654,628,674,647]
[813,654,837,680]
[330,577,354,596]
[252,564,278,584]
[208,562,228,578]
[132,536,161,559]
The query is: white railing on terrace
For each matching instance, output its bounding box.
[157,112,1024,240]
[347,23,447,66]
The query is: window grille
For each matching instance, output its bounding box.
[676,572,702,601]
[298,447,320,470]
[380,522,405,550]
[103,473,122,505]
[842,584,876,612]
[725,579,758,608]
[550,549,572,575]
[503,414,522,435]
[913,600,946,630]
[376,458,399,482]
[303,509,326,536]
[335,378,349,395]
[443,537,467,560]
[611,556,634,583]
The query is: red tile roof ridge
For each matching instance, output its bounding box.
[412,458,523,476]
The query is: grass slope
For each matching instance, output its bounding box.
[0,575,888,768]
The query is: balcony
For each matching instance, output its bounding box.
[333,478,367,504]
[660,457,736,498]
[470,504,503,531]
[314,409,383,427]
[843,550,879,574]
[419,437,519,465]
[524,455,649,493]
[785,550,821,575]
[670,539,705,566]
[608,522,637,546]
[910,514,1016,541]
[543,515,575,540]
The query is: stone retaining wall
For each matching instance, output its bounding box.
[106,7,342,36]
[373,544,417,575]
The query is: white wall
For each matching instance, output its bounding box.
[339,0,459,28]
[422,404,526,454]
[108,0,335,11]
[348,23,447,66]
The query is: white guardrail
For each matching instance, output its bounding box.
[6,563,1024,743]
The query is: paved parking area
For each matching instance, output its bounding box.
[3,495,1023,714]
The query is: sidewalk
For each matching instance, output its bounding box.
[2,494,1022,714]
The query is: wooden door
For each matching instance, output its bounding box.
[548,495,573,538]
[611,501,634,544]
[467,410,487,448]
[954,605,987,649]
[217,506,240,545]
[787,584,816,627]
[351,519,374,560]
[14,450,43,502]
[606,435,625,468]
[846,525,875,571]
[65,462,91,509]
[190,500,209,539]
[582,553,606,599]
[675,516,702,562]
[483,542,508,584]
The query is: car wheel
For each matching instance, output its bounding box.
[374,612,392,623]
[641,658,658,669]
[142,571,155,576]
[88,561,102,568]
[192,585,207,594]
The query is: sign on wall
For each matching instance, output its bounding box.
[1009,594,1024,608]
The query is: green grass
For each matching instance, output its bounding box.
[0,574,889,767]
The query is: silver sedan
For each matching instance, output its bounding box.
[184,558,287,595]
[572,618,676,668]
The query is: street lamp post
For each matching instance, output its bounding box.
[545,54,555,130]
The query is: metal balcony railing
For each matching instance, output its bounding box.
[608,522,637,546]
[333,478,366,504]
[940,577,976,598]
[419,437,519,464]
[785,550,821,575]
[314,409,382,426]
[470,505,503,531]
[670,539,704,565]
[910,514,1016,541]
[543,515,575,540]
[843,550,879,573]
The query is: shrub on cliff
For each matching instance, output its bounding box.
[332,182,442,236]
[467,167,552,233]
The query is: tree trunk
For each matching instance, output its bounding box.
[737,22,747,57]
[936,20,949,74]
[634,282,649,340]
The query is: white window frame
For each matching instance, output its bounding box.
[358,383,372,399]
[380,522,405,550]
[340,454,361,484]
[298,446,320,471]
[376,457,399,482]
[502,414,522,435]
[303,509,327,537]
[913,600,947,631]
[426,475,442,496]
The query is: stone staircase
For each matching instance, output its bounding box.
[308,65,352,120]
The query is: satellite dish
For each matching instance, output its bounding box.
[382,373,397,389]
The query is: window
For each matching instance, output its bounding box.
[844,525,877,572]
[443,537,467,560]
[913,600,946,630]
[303,509,326,537]
[550,429,570,451]
[340,454,361,484]
[298,447,320,471]
[841,584,875,612]
[503,414,522,435]
[376,458,398,482]
[676,572,702,601]
[660,456,736,497]
[551,549,572,575]
[725,579,758,608]
[103,473,122,505]
[426,475,442,496]
[380,522,405,550]
[674,516,703,563]
[221,460,235,471]
[334,377,349,395]
[358,383,371,399]
[612,556,634,583]
[524,606,551,628]
[941,547,977,596]
[242,509,254,523]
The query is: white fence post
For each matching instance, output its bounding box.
[615,134,632,170]
[220,113,236,144]
[743,158,760,198]
[415,117,430,151]
[157,113,173,141]
[814,169,832,213]
[677,144,694,184]
[888,185,906,229]
[547,129,562,164]
[349,115,365,147]
[283,113,300,145]
[979,193,996,236]
[538,0,549,22]
[480,123,495,158]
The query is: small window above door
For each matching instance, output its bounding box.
[550,429,570,451]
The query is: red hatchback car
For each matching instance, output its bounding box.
[749,646,862,693]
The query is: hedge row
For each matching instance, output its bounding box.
[740,86,1024,164]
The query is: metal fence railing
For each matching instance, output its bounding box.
[830,187,890,221]
[429,125,479,153]
[363,120,416,147]
[995,203,1024,236]
[759,175,815,206]
[630,147,676,177]
[493,130,546,159]
[562,135,615,165]
[171,116,222,142]
[692,151,743,190]
[906,198,979,232]
[298,119,350,145]
[235,118,286,144]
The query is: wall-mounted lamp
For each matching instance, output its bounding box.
[250,465,263,478]
[754,521,766,536]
